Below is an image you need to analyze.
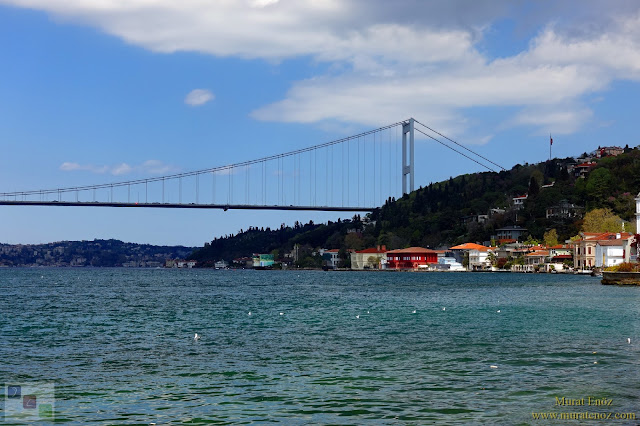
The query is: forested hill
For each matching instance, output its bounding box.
[190,146,640,265]
[0,239,194,267]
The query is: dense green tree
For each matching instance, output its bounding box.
[582,208,625,233]
[543,229,559,247]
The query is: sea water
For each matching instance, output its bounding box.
[1,268,638,424]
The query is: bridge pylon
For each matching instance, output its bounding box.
[402,118,415,195]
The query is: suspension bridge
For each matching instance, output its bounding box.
[0,118,504,212]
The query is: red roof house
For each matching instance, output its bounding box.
[386,247,438,270]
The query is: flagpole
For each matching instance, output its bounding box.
[549,134,552,161]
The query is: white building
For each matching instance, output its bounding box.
[512,194,528,210]
[214,260,229,269]
[449,243,493,270]
[595,238,629,268]
[636,191,640,234]
[438,257,466,271]
[320,249,341,269]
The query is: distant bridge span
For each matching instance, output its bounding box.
[0,118,502,212]
[0,200,374,212]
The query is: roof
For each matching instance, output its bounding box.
[549,244,571,249]
[597,240,629,246]
[496,226,527,231]
[386,247,438,254]
[576,162,596,168]
[356,247,387,254]
[551,255,573,260]
[578,232,633,242]
[449,243,491,251]
[325,249,340,253]
[526,250,549,257]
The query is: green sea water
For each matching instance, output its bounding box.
[1,269,638,424]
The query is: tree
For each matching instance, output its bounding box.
[582,208,625,233]
[338,247,351,268]
[543,229,559,247]
[487,251,497,266]
[528,175,540,197]
[367,255,381,269]
[585,168,613,206]
[524,235,539,246]
[344,233,364,250]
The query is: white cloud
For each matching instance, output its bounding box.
[250,0,280,8]
[507,106,594,135]
[4,1,640,136]
[59,162,109,173]
[60,160,178,176]
[184,89,214,106]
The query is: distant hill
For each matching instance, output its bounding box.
[188,146,640,266]
[0,239,195,267]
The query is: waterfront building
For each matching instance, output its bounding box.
[351,246,387,270]
[595,238,633,268]
[252,253,275,268]
[636,191,640,234]
[386,247,437,270]
[437,256,465,271]
[320,249,341,269]
[166,259,196,268]
[214,260,229,269]
[573,232,633,269]
[449,243,493,270]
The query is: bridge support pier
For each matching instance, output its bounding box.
[402,118,415,195]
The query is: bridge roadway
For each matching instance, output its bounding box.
[0,200,375,212]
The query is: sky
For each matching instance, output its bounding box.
[1,0,640,247]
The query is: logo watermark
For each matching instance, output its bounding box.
[3,382,55,422]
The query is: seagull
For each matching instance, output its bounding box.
[194,333,201,341]
[628,338,631,344]
[356,315,360,319]
[497,310,501,313]
[367,311,370,314]
[412,310,417,314]
[248,311,252,316]
[442,307,446,311]
[279,312,284,316]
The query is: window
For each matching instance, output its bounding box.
[588,246,591,255]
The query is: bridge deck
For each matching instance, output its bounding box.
[0,200,375,212]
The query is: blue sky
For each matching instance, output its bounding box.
[1,1,640,247]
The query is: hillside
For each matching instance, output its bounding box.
[190,146,640,266]
[0,239,194,267]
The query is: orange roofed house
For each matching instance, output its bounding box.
[449,243,493,270]
[386,247,438,270]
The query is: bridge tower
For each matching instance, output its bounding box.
[402,118,415,195]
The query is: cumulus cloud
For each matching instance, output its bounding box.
[4,0,640,135]
[60,160,178,176]
[184,89,214,106]
[59,162,108,173]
